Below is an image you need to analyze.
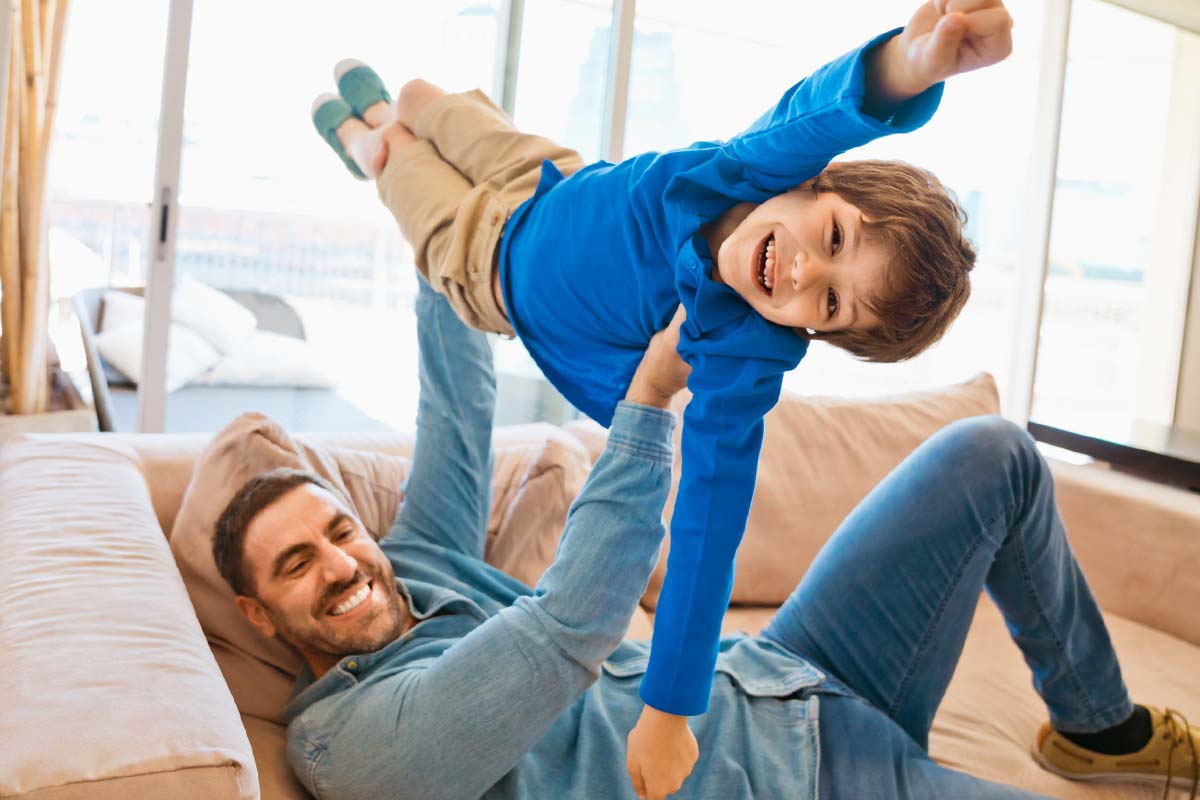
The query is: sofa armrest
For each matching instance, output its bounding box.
[0,437,256,799]
[1049,458,1200,647]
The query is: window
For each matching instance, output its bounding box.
[1031,0,1200,440]
[623,1,1045,402]
[512,0,613,163]
[48,1,501,432]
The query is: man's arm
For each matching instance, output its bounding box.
[302,317,691,800]
[389,277,496,558]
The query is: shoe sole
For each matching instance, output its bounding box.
[1031,745,1199,791]
[311,94,368,180]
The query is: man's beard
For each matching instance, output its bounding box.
[265,562,409,662]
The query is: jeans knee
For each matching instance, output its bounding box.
[937,414,1036,473]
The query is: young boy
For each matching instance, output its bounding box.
[312,0,1013,794]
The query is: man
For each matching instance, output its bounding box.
[213,278,1198,799]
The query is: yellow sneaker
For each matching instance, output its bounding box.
[1033,706,1199,799]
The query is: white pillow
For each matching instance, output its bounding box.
[99,290,147,333]
[170,276,258,355]
[194,330,336,388]
[96,322,221,393]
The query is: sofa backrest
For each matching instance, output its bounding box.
[0,436,257,799]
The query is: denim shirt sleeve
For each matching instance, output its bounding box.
[308,403,677,800]
[387,277,496,559]
[724,28,944,195]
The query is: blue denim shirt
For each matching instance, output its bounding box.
[499,29,944,714]
[285,281,827,799]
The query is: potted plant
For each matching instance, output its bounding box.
[0,0,91,441]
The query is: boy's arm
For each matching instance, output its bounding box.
[639,350,791,719]
[867,1,1016,113]
[725,0,1013,195]
[627,317,804,800]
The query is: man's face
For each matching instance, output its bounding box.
[236,484,409,675]
[715,188,890,333]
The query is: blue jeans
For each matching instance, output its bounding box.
[762,415,1133,799]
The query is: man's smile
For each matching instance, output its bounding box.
[324,578,376,618]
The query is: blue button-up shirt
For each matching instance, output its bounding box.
[286,280,828,799]
[498,30,943,714]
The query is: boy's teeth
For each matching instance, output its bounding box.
[757,236,775,291]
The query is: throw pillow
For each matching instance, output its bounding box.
[95,321,221,393]
[170,413,592,724]
[171,275,258,355]
[98,289,146,333]
[192,330,336,388]
[641,372,1003,608]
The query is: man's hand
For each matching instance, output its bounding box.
[625,306,690,410]
[867,0,1014,111]
[627,705,699,800]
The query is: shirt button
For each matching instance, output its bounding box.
[346,660,357,670]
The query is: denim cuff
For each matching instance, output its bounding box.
[606,401,677,462]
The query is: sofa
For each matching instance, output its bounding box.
[1,373,1197,799]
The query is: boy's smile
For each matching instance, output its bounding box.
[707,186,890,334]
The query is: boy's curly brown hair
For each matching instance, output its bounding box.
[797,160,976,363]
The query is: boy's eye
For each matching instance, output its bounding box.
[336,527,354,542]
[831,221,842,255]
[827,288,839,320]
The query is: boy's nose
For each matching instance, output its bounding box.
[790,251,826,294]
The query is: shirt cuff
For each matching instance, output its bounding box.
[605,401,677,463]
[848,28,944,134]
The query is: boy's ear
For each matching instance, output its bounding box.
[235,595,277,639]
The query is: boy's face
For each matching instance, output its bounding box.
[714,188,890,333]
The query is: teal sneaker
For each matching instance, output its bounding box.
[311,93,367,180]
[334,59,392,118]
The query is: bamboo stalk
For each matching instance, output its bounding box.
[0,18,21,393]
[12,0,47,413]
[37,0,48,53]
[33,0,64,413]
[28,0,62,413]
[38,0,63,161]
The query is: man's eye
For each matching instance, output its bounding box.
[336,527,355,541]
[827,288,839,320]
[831,221,842,255]
[288,560,309,577]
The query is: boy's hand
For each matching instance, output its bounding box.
[627,705,699,799]
[867,0,1014,110]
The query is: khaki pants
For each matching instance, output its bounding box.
[377,89,584,336]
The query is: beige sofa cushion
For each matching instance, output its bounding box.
[1048,459,1200,648]
[641,372,1001,607]
[170,413,599,725]
[0,437,255,799]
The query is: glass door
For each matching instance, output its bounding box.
[162,0,502,434]
[44,0,171,428]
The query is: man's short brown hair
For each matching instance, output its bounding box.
[799,160,976,363]
[212,468,339,597]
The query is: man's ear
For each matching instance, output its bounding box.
[235,595,277,639]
